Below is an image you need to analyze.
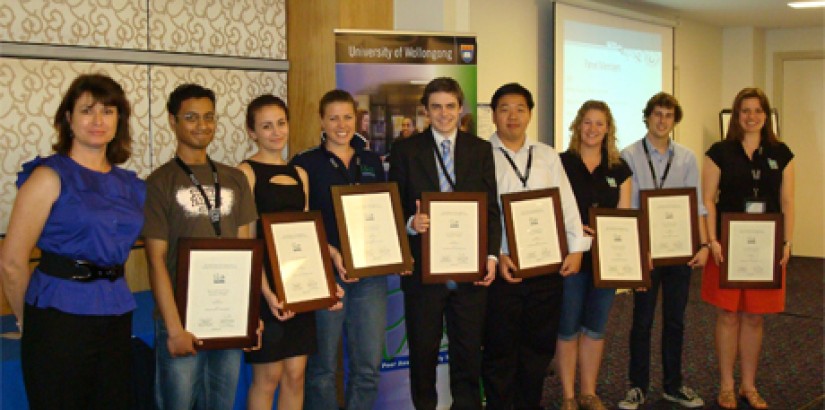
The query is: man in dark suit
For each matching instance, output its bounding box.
[389,77,501,410]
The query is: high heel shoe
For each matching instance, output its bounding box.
[717,389,738,409]
[739,389,768,409]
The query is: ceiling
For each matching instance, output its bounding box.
[602,0,825,29]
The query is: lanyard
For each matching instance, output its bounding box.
[642,141,674,190]
[498,146,533,188]
[326,150,362,185]
[175,156,221,237]
[750,146,764,198]
[432,138,456,191]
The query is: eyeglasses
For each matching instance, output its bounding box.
[179,112,217,124]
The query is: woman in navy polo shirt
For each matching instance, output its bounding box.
[291,89,388,410]
[0,74,144,409]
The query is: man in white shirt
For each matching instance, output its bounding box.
[481,83,590,410]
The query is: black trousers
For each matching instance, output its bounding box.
[403,282,487,410]
[628,265,692,394]
[482,274,563,410]
[21,304,133,410]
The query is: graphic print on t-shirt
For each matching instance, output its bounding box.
[175,186,236,218]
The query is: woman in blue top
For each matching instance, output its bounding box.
[291,89,388,410]
[0,74,145,410]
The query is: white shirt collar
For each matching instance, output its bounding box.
[432,127,457,147]
[490,132,533,154]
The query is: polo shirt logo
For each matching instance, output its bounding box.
[767,158,778,169]
[606,177,616,187]
[361,165,376,178]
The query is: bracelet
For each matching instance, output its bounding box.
[699,242,710,251]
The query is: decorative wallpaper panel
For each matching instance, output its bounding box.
[0,0,149,49]
[0,58,151,233]
[148,65,286,167]
[148,0,287,59]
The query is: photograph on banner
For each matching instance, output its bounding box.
[335,30,479,159]
[335,29,478,410]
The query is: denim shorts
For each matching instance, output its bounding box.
[557,270,616,340]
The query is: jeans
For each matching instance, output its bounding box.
[304,276,388,410]
[629,264,691,394]
[154,321,242,410]
[557,270,616,340]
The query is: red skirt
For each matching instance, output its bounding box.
[701,257,786,314]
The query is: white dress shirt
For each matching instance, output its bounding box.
[490,133,591,255]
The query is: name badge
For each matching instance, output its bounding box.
[767,158,778,169]
[606,177,616,188]
[744,199,766,214]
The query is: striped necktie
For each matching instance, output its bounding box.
[439,139,454,192]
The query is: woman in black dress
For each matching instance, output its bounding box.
[238,94,343,410]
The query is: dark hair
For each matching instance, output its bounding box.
[642,92,683,125]
[246,94,288,130]
[167,83,216,116]
[53,73,132,164]
[420,77,464,107]
[318,89,356,117]
[567,100,622,167]
[726,87,779,145]
[491,82,535,111]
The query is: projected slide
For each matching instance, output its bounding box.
[554,3,673,150]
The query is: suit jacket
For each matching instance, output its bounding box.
[388,127,501,287]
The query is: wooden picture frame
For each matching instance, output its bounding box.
[175,237,263,350]
[421,191,488,284]
[501,188,568,278]
[589,208,650,288]
[720,212,783,289]
[640,188,700,267]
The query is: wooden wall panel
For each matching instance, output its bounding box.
[286,0,393,157]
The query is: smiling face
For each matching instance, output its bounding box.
[645,105,676,141]
[170,97,216,152]
[321,101,356,150]
[425,91,462,135]
[579,109,608,150]
[68,92,118,151]
[738,97,766,135]
[493,93,532,145]
[249,104,289,153]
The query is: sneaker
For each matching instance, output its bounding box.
[663,386,705,408]
[617,387,646,410]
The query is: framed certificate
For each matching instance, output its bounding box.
[640,188,699,267]
[331,183,414,278]
[260,211,340,313]
[590,208,650,288]
[720,213,783,289]
[501,188,568,278]
[175,238,263,350]
[421,191,487,284]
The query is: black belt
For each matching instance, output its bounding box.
[37,251,125,282]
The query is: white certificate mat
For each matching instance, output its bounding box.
[596,216,642,281]
[510,197,562,269]
[185,250,253,339]
[429,201,479,274]
[727,220,776,281]
[271,221,332,303]
[647,195,693,258]
[340,192,403,269]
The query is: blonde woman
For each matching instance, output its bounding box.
[557,100,632,410]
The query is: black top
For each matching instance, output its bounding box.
[706,139,793,236]
[290,138,386,248]
[560,150,632,273]
[244,160,305,315]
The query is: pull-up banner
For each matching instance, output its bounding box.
[335,29,478,410]
[335,29,478,158]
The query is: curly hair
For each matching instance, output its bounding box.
[567,100,622,167]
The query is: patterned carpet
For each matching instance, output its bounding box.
[541,257,824,409]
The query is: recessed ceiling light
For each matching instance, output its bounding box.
[788,1,825,8]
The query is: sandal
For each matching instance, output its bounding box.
[559,397,579,410]
[718,389,738,409]
[739,389,768,409]
[578,394,606,410]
